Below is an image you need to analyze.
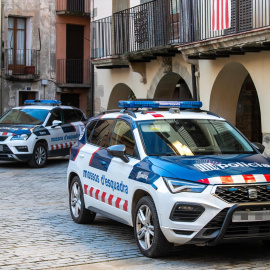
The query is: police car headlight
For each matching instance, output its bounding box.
[11,134,30,141]
[163,178,207,194]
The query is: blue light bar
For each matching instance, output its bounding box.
[24,100,61,106]
[118,100,202,109]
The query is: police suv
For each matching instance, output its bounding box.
[67,100,270,257]
[0,100,86,168]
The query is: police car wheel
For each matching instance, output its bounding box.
[134,196,172,258]
[69,176,96,224]
[28,143,48,168]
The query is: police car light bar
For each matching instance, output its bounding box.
[118,100,202,109]
[24,100,62,106]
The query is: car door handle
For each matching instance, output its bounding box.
[79,154,84,158]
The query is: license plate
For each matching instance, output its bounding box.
[232,210,270,222]
[0,145,3,152]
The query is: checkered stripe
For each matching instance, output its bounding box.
[199,174,270,184]
[50,141,76,151]
[84,184,128,212]
[0,132,15,136]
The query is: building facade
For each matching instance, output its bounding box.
[56,0,92,115]
[1,0,56,113]
[91,0,270,156]
[0,0,91,116]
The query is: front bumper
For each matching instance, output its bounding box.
[0,153,32,162]
[154,178,270,246]
[0,143,32,162]
[192,202,270,245]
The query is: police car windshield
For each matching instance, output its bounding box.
[0,108,49,125]
[137,119,255,156]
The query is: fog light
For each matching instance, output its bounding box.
[15,146,28,152]
[170,203,205,222]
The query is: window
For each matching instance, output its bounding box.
[110,120,136,156]
[75,109,87,121]
[62,109,79,123]
[86,121,97,142]
[90,119,115,148]
[8,17,26,74]
[46,109,62,126]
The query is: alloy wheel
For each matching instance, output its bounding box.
[136,204,155,250]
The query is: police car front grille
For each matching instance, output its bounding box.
[0,145,13,154]
[215,184,270,203]
[0,136,7,141]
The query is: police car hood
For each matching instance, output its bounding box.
[0,125,34,135]
[149,154,270,184]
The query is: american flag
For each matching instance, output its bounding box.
[212,0,231,31]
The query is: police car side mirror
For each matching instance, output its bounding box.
[252,142,265,154]
[51,120,62,128]
[107,145,129,163]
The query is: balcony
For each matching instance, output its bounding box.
[91,0,181,68]
[56,59,91,87]
[5,49,40,81]
[91,0,270,64]
[56,0,90,16]
[178,0,270,58]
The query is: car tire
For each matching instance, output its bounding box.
[134,196,173,258]
[69,176,96,224]
[28,142,48,168]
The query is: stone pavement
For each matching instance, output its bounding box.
[0,158,270,270]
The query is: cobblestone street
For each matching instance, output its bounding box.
[1,158,270,270]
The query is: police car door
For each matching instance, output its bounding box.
[104,119,139,224]
[45,108,66,154]
[80,119,116,216]
[62,109,83,148]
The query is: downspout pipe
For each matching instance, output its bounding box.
[182,54,199,101]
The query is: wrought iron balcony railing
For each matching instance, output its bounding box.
[56,59,91,85]
[91,0,270,60]
[56,0,90,14]
[178,0,270,45]
[5,49,40,77]
[91,0,179,59]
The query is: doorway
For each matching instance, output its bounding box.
[19,91,37,106]
[66,24,84,84]
[236,75,262,143]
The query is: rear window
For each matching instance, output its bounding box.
[62,109,80,123]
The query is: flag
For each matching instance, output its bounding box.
[212,0,231,31]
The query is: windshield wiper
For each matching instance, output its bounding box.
[150,153,176,156]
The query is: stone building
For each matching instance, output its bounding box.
[0,0,56,113]
[91,0,270,156]
[0,0,91,116]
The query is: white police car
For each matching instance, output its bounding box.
[67,100,270,257]
[0,100,86,168]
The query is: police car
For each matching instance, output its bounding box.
[67,100,270,257]
[0,100,86,168]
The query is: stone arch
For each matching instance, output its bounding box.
[210,62,262,142]
[107,83,135,110]
[147,60,192,99]
[153,72,192,99]
[210,62,248,125]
